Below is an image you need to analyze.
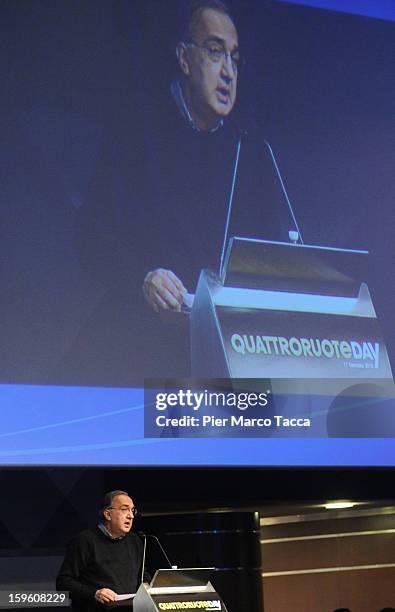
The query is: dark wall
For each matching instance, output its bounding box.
[262,509,395,611]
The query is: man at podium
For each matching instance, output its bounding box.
[64,0,288,385]
[56,490,143,610]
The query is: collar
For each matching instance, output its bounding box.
[171,80,223,132]
[98,522,125,540]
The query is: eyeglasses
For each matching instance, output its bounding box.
[186,40,242,72]
[107,505,138,517]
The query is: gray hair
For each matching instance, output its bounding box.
[99,490,130,520]
[183,0,233,42]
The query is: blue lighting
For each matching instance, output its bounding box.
[276,0,395,22]
[0,384,394,466]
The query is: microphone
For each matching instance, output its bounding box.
[264,140,304,245]
[138,532,177,570]
[139,532,147,584]
[219,129,244,279]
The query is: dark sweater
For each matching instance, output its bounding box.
[78,91,288,296]
[57,89,291,385]
[56,527,143,611]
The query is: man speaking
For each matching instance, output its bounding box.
[56,491,143,610]
[143,0,241,312]
[67,0,291,385]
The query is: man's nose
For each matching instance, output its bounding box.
[221,51,236,81]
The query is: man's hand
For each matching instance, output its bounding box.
[95,588,117,604]
[143,268,187,312]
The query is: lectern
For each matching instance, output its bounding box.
[190,238,394,436]
[133,568,228,612]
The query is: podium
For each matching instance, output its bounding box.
[133,568,228,612]
[190,238,395,436]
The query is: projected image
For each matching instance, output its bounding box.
[1,0,394,465]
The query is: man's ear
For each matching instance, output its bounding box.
[103,509,111,522]
[176,42,190,76]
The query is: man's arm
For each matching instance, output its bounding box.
[56,534,110,604]
[78,134,188,314]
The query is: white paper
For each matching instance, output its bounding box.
[114,593,135,601]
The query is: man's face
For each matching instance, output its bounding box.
[182,8,239,129]
[104,494,135,538]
